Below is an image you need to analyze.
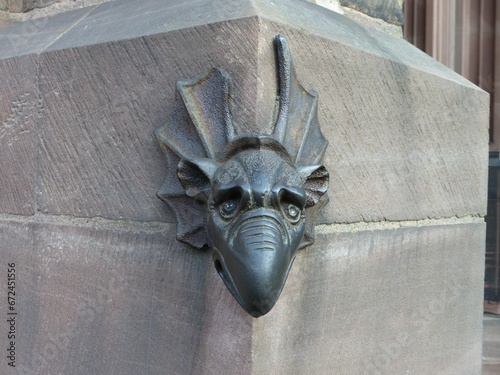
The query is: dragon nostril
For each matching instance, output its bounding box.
[213,257,244,308]
[214,259,224,276]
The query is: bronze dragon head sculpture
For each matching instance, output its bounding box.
[156,35,329,317]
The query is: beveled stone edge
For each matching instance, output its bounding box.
[0,212,175,234]
[316,215,485,234]
[0,212,483,235]
[0,0,484,92]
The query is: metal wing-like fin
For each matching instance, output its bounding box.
[272,35,328,165]
[177,68,235,160]
[273,35,292,143]
[155,149,210,249]
[300,195,329,249]
[155,67,235,161]
[273,35,329,248]
[156,67,235,249]
[155,92,207,161]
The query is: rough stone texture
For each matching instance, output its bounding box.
[1,0,68,14]
[310,0,344,14]
[0,0,482,224]
[0,1,488,374]
[0,219,253,374]
[0,0,111,20]
[38,16,264,221]
[340,0,403,25]
[342,6,402,38]
[0,0,50,13]
[0,0,342,21]
[0,55,37,215]
[0,6,95,59]
[0,219,484,374]
[254,222,485,375]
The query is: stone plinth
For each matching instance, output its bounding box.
[0,0,489,374]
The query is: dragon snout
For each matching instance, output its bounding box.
[212,210,297,317]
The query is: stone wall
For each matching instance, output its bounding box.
[340,0,403,25]
[0,0,489,374]
[0,0,52,13]
[0,0,111,19]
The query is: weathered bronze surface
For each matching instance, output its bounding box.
[155,35,329,317]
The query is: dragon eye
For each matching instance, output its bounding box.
[283,203,302,223]
[220,199,239,219]
[277,187,305,224]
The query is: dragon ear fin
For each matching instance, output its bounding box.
[273,35,292,143]
[272,35,328,166]
[297,165,329,208]
[177,158,218,200]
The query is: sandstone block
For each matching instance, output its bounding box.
[36,0,489,223]
[0,219,252,374]
[0,220,484,374]
[0,55,37,215]
[340,0,403,25]
[0,6,97,59]
[254,222,485,374]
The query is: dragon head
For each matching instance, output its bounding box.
[156,35,329,317]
